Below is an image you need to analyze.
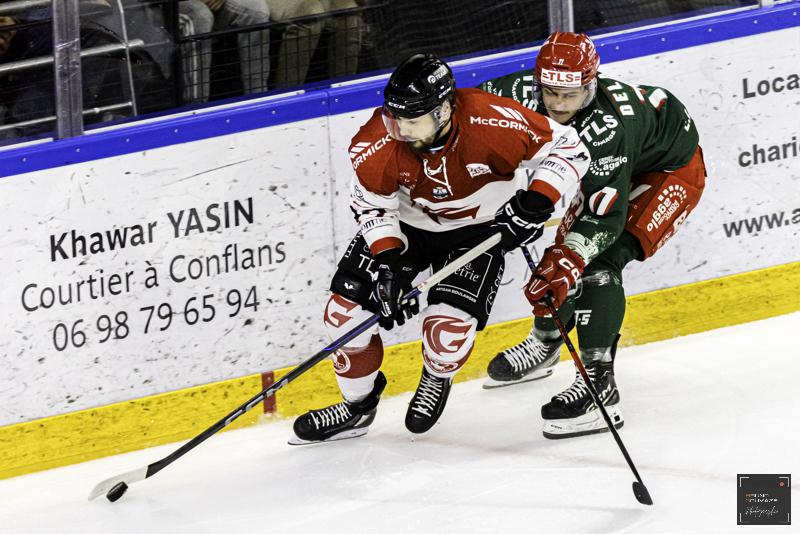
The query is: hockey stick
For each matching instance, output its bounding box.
[519,246,653,506]
[88,233,502,502]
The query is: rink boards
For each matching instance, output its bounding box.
[0,3,798,479]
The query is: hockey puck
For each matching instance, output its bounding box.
[106,482,128,502]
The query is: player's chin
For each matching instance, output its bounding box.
[548,111,574,124]
[408,138,433,152]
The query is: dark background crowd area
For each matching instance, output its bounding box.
[0,0,754,143]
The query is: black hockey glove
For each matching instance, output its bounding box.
[493,190,554,252]
[373,249,419,330]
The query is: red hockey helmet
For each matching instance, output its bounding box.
[535,32,599,89]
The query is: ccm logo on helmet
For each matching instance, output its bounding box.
[540,68,582,88]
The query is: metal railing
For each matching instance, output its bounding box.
[0,39,145,74]
[1,0,51,15]
[0,0,773,146]
[0,101,132,133]
[0,0,170,143]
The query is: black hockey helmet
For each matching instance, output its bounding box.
[383,53,456,119]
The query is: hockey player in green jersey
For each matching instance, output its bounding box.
[479,32,707,439]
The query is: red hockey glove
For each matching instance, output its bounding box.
[525,244,585,316]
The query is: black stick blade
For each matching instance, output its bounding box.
[633,481,653,505]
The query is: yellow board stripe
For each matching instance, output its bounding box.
[0,376,264,480]
[1,261,797,480]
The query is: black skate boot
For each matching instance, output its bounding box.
[484,330,563,389]
[405,367,453,434]
[541,337,623,439]
[290,371,387,445]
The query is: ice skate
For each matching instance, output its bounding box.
[541,358,623,439]
[405,367,453,434]
[289,372,386,445]
[484,333,562,389]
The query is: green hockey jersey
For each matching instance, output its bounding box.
[479,73,699,261]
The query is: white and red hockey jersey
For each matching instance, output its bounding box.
[349,88,590,255]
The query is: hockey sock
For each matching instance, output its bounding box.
[574,269,625,364]
[421,303,478,379]
[323,293,383,402]
[533,295,576,341]
[333,335,384,401]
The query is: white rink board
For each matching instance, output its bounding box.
[597,27,800,294]
[0,119,334,425]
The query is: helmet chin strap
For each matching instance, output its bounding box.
[433,117,452,142]
[432,99,453,128]
[415,102,453,149]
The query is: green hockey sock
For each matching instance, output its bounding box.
[533,297,576,342]
[574,269,625,363]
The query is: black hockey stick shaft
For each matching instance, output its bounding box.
[146,234,502,477]
[520,246,653,505]
[91,312,383,500]
[145,312,380,478]
[89,233,501,500]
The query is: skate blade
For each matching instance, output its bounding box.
[542,405,624,440]
[482,368,555,389]
[287,427,369,446]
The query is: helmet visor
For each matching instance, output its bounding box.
[382,103,446,143]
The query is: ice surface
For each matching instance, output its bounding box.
[1,313,798,533]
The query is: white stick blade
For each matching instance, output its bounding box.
[87,467,147,501]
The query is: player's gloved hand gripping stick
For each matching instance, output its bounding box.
[373,248,419,330]
[88,233,502,503]
[519,245,653,506]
